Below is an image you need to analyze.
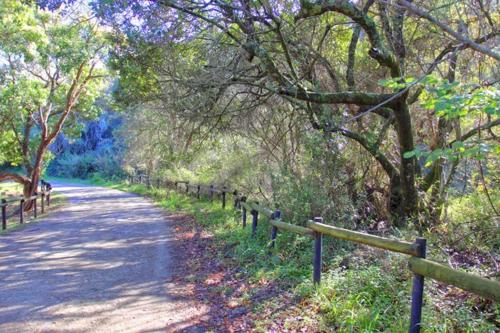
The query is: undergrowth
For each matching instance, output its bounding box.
[74,178,498,332]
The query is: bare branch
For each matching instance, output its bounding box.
[396,0,500,61]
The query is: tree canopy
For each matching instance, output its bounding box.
[0,0,110,197]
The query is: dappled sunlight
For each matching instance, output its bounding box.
[0,182,208,332]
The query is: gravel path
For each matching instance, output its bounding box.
[0,182,207,333]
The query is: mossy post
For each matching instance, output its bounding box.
[1,199,6,230]
[20,198,25,224]
[241,196,247,228]
[251,202,259,237]
[313,217,323,285]
[270,209,280,249]
[409,237,427,333]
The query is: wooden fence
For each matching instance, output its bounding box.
[128,175,499,333]
[0,180,53,231]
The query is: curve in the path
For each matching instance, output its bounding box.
[0,182,207,333]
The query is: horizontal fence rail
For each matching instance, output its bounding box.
[307,220,421,256]
[271,219,314,237]
[0,180,52,231]
[409,257,500,302]
[128,175,499,332]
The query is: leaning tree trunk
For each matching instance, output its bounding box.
[22,143,48,211]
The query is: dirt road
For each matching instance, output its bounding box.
[0,182,207,333]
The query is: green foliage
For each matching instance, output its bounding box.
[0,0,109,179]
[404,76,499,167]
[420,78,499,120]
[379,76,417,90]
[0,130,22,166]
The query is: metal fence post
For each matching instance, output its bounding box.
[251,202,259,237]
[313,217,323,285]
[222,187,227,209]
[270,209,280,249]
[1,199,7,230]
[409,238,427,333]
[241,196,247,228]
[20,198,24,224]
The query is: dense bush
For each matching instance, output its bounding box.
[47,112,125,180]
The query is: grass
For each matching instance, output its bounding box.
[55,177,499,332]
[0,181,23,198]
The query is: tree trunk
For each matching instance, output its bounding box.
[22,142,49,211]
[393,102,418,218]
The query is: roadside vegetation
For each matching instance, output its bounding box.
[83,178,498,332]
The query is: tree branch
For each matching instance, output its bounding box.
[297,0,400,76]
[0,172,31,185]
[397,0,500,61]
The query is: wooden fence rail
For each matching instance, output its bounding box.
[128,175,499,333]
[0,180,52,231]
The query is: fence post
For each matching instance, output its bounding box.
[41,192,45,214]
[20,198,25,224]
[186,182,189,194]
[222,187,227,209]
[251,202,259,237]
[33,194,37,218]
[209,185,214,201]
[1,199,6,230]
[197,185,201,199]
[241,196,247,228]
[233,190,239,208]
[270,209,280,249]
[409,238,427,333]
[313,217,323,285]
